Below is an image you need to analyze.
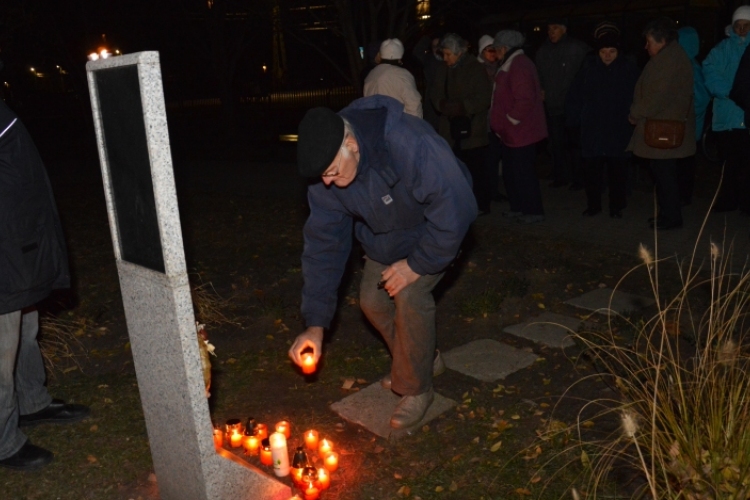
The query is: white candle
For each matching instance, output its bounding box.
[269,432,290,477]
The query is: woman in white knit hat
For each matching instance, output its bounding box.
[363,38,423,118]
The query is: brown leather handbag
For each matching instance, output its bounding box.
[644,96,693,149]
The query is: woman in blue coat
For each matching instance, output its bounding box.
[566,28,639,218]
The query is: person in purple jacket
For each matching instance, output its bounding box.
[288,95,477,430]
[489,30,548,224]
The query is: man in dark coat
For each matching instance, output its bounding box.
[535,18,590,189]
[0,101,90,471]
[288,95,477,430]
[566,28,639,218]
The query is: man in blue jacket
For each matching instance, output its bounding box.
[288,95,477,429]
[703,6,750,213]
[0,101,90,471]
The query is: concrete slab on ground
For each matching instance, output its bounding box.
[564,287,654,316]
[442,339,538,382]
[502,312,581,348]
[330,383,456,440]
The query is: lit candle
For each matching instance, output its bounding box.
[304,482,320,500]
[275,420,291,439]
[301,353,316,374]
[230,431,243,448]
[244,434,260,455]
[316,468,330,490]
[323,451,339,472]
[225,418,244,436]
[255,423,268,440]
[260,438,273,466]
[213,428,224,449]
[270,432,291,477]
[318,439,333,459]
[304,430,319,451]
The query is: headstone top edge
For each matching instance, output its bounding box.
[86,51,160,72]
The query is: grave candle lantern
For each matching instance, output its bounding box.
[275,420,291,439]
[303,482,320,500]
[318,439,333,459]
[316,467,330,490]
[323,451,339,472]
[212,427,224,448]
[301,353,316,374]
[304,430,319,451]
[291,447,310,484]
[270,432,291,477]
[225,418,244,436]
[260,438,273,466]
[255,423,268,440]
[230,431,243,448]
[243,433,260,455]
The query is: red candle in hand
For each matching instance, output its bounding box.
[301,353,316,374]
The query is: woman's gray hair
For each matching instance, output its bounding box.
[493,30,526,50]
[439,33,469,55]
[340,117,356,159]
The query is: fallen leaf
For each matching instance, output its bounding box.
[62,366,78,374]
[225,358,237,364]
[422,425,430,433]
[462,392,469,399]
[373,446,384,454]
[104,398,113,404]
[90,425,98,432]
[265,335,274,340]
[435,485,444,492]
[356,378,367,384]
[397,486,410,497]
[540,403,550,408]
[87,455,98,464]
[341,378,355,389]
[490,441,502,452]
[581,450,591,469]
[581,420,595,428]
[97,384,108,389]
[515,487,532,495]
[451,454,462,462]
[530,475,541,484]
[449,481,458,492]
[148,472,157,483]
[537,303,546,309]
[472,436,480,444]
[543,378,551,385]
[511,414,521,420]
[394,473,403,479]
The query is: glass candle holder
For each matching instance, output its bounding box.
[318,439,333,459]
[260,438,273,466]
[275,420,291,439]
[304,430,319,451]
[323,451,339,472]
[255,423,268,440]
[243,434,260,455]
[212,428,224,449]
[301,353,316,374]
[316,467,330,490]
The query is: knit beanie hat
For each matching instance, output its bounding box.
[493,30,525,49]
[592,21,621,50]
[733,6,750,24]
[380,39,404,60]
[547,17,568,27]
[297,107,344,177]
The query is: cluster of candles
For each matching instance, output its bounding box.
[213,418,339,499]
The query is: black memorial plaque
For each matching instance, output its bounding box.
[95,65,165,273]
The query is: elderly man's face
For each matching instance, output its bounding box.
[645,34,667,58]
[735,19,750,38]
[320,136,359,188]
[442,48,461,67]
[548,24,566,43]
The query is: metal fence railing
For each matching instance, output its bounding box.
[167,87,360,112]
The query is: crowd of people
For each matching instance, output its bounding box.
[361,6,750,230]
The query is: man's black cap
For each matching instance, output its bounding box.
[547,17,568,27]
[297,107,344,177]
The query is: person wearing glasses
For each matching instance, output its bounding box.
[289,95,477,430]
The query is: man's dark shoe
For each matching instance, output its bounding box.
[0,441,53,471]
[19,399,90,427]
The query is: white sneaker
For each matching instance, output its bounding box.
[390,389,434,429]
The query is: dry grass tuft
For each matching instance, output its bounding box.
[190,280,241,326]
[38,315,88,376]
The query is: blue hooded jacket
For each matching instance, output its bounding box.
[703,27,750,131]
[300,95,477,329]
[678,27,711,139]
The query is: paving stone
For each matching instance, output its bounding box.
[441,339,538,382]
[564,287,654,316]
[502,312,581,348]
[330,383,456,440]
